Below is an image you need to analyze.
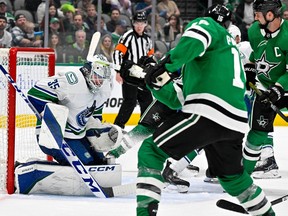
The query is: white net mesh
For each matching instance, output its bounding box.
[0,48,54,193]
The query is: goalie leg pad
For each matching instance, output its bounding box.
[15,160,122,196]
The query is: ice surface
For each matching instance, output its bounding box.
[1,126,288,216]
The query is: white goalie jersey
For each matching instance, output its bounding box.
[28,68,113,139]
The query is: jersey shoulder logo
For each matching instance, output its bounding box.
[65,72,78,85]
[257,40,268,48]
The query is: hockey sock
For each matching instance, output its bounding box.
[218,172,274,215]
[136,137,169,216]
[218,171,253,196]
[243,130,267,174]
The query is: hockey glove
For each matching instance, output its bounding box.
[244,63,257,90]
[138,56,156,67]
[258,85,284,108]
[144,55,172,90]
[119,60,146,87]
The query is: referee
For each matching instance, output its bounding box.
[113,11,154,129]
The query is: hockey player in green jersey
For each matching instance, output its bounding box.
[243,0,288,179]
[136,4,275,216]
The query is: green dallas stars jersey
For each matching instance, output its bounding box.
[150,17,248,133]
[248,19,288,90]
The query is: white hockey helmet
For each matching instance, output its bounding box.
[81,54,112,93]
[228,24,241,41]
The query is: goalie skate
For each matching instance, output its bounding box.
[162,161,190,193]
[252,156,281,179]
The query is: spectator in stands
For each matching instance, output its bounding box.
[65,13,90,45]
[65,29,88,64]
[61,3,76,32]
[96,34,114,62]
[146,13,165,42]
[283,9,288,20]
[106,8,120,33]
[157,0,180,19]
[84,3,97,36]
[0,0,14,31]
[163,14,182,44]
[135,0,153,16]
[0,15,11,48]
[11,14,42,47]
[48,33,64,63]
[26,0,62,23]
[234,0,254,41]
[94,16,111,37]
[39,3,64,32]
[115,0,132,18]
[75,0,92,17]
[23,21,42,47]
[111,19,127,45]
[49,17,61,34]
[72,14,90,35]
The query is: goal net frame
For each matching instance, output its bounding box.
[0,47,55,194]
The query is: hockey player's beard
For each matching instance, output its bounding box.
[259,22,269,29]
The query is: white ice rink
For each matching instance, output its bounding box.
[1,126,288,216]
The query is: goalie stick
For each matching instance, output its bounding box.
[216,194,288,214]
[249,82,288,123]
[0,64,136,198]
[87,31,101,62]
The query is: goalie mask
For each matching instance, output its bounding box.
[80,54,111,93]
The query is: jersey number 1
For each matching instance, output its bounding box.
[232,47,244,89]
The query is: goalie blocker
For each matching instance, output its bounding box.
[15,160,122,196]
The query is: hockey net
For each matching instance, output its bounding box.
[0,48,55,194]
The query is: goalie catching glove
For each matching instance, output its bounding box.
[86,117,123,152]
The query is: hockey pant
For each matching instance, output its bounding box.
[136,112,273,216]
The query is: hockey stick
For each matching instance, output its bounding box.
[86,32,121,71]
[87,31,101,62]
[216,194,288,214]
[249,82,288,122]
[0,65,136,197]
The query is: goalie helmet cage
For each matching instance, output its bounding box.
[0,47,55,194]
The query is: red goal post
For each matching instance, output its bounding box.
[0,47,55,194]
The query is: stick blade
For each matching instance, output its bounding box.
[216,199,248,214]
[102,183,136,197]
[87,31,101,62]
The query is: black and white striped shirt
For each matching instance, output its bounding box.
[113,29,154,70]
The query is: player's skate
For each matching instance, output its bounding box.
[186,164,200,176]
[252,156,281,179]
[204,169,219,184]
[162,161,190,193]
